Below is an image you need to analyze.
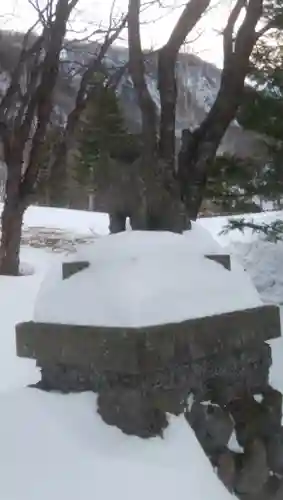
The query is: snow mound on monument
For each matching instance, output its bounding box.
[34,228,262,328]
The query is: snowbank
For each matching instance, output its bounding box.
[0,389,233,500]
[0,205,282,500]
[183,221,226,253]
[198,210,283,307]
[22,205,109,235]
[0,245,60,392]
[34,229,262,328]
[1,205,281,500]
[229,239,283,305]
[0,209,238,500]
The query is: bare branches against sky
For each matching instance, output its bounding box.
[0,0,234,65]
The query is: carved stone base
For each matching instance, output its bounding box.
[97,388,168,438]
[16,305,280,441]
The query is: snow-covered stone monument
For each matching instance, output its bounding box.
[16,224,282,496]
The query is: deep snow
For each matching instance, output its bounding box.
[0,205,283,500]
[34,227,261,328]
[0,390,233,500]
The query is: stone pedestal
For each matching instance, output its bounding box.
[16,304,280,438]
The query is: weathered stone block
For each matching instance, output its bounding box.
[97,388,168,438]
[266,427,283,475]
[205,254,231,271]
[227,388,282,448]
[262,387,282,431]
[62,261,90,280]
[16,304,280,374]
[217,450,236,492]
[31,338,272,410]
[185,401,234,457]
[237,476,283,500]
[199,341,272,405]
[33,362,102,393]
[15,303,281,439]
[16,322,143,373]
[235,438,269,495]
[151,387,187,415]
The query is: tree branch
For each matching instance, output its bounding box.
[48,9,127,189]
[106,62,129,89]
[234,0,263,60]
[221,218,283,243]
[128,0,157,155]
[162,0,211,57]
[255,18,276,40]
[20,0,79,198]
[63,12,127,135]
[223,0,246,63]
[158,0,211,163]
[177,0,264,219]
[0,28,46,120]
[196,0,263,141]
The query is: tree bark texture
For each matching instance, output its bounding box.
[127,0,211,231]
[178,0,264,220]
[0,0,78,275]
[0,143,26,275]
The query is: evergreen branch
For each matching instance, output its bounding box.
[220,218,283,242]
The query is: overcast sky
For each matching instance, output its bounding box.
[0,0,233,66]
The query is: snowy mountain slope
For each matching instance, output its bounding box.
[0,31,266,160]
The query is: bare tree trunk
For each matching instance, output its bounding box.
[178,81,242,219]
[178,0,264,220]
[48,16,127,206]
[158,0,210,166]
[48,139,69,206]
[88,193,95,211]
[0,199,25,275]
[127,0,211,231]
[0,149,25,275]
[0,0,79,275]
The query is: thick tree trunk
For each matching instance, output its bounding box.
[138,155,188,232]
[127,0,212,229]
[178,140,218,220]
[178,71,248,219]
[48,143,69,207]
[0,0,79,275]
[158,0,211,167]
[177,0,264,220]
[178,125,224,220]
[0,145,25,275]
[88,193,95,211]
[0,197,25,275]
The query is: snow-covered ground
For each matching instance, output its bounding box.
[0,390,233,500]
[199,211,283,309]
[0,205,283,500]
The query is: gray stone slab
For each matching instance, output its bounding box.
[62,261,90,280]
[205,254,231,271]
[16,304,281,374]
